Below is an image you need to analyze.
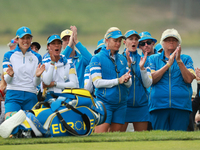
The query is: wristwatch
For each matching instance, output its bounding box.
[54,82,57,87]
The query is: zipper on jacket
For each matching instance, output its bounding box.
[23,54,25,64]
[110,57,121,103]
[133,75,136,106]
[117,73,121,103]
[169,67,171,107]
[132,60,136,106]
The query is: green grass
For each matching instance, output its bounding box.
[0,141,199,150]
[0,131,200,150]
[0,131,200,145]
[0,0,200,46]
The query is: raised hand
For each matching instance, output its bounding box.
[175,44,182,62]
[35,63,45,77]
[168,48,177,66]
[125,48,132,67]
[139,52,147,70]
[6,64,14,77]
[70,26,78,44]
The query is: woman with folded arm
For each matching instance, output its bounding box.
[41,34,78,100]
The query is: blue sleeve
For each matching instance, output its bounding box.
[149,55,156,71]
[61,46,73,59]
[76,42,92,65]
[184,55,194,70]
[2,51,12,69]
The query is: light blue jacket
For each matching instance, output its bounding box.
[149,51,195,112]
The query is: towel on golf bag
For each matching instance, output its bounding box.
[13,88,107,137]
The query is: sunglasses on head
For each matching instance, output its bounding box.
[139,40,152,46]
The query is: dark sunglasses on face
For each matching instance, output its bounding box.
[139,40,152,46]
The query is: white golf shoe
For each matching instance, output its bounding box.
[0,110,26,138]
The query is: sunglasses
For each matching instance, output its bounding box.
[139,40,152,46]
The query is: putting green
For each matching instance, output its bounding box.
[0,141,199,150]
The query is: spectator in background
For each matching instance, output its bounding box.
[138,31,157,58]
[60,29,73,50]
[120,30,152,132]
[138,31,157,130]
[61,26,92,88]
[188,68,200,131]
[31,42,41,53]
[154,43,163,53]
[90,27,132,133]
[7,37,18,50]
[149,28,196,131]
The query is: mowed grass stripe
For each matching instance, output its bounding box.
[0,141,199,150]
[0,131,200,145]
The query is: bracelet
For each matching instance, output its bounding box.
[167,63,170,68]
[0,89,5,97]
[54,81,57,87]
[177,60,182,64]
[50,61,55,65]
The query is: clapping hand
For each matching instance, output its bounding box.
[6,65,14,77]
[125,48,132,67]
[195,68,200,80]
[36,63,45,77]
[139,52,147,70]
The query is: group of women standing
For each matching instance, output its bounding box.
[0,25,197,134]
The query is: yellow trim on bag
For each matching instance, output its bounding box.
[62,88,95,106]
[22,120,31,128]
[32,108,49,117]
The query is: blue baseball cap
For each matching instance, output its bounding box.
[105,30,125,39]
[154,43,163,52]
[47,34,62,45]
[138,31,157,43]
[124,30,140,39]
[94,39,105,54]
[16,26,32,38]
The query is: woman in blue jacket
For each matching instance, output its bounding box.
[61,26,92,88]
[121,30,152,132]
[149,29,196,131]
[89,27,132,133]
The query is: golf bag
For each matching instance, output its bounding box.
[1,88,107,138]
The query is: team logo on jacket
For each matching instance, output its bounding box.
[29,57,33,63]
[120,60,124,65]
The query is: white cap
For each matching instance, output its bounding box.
[160,28,182,44]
